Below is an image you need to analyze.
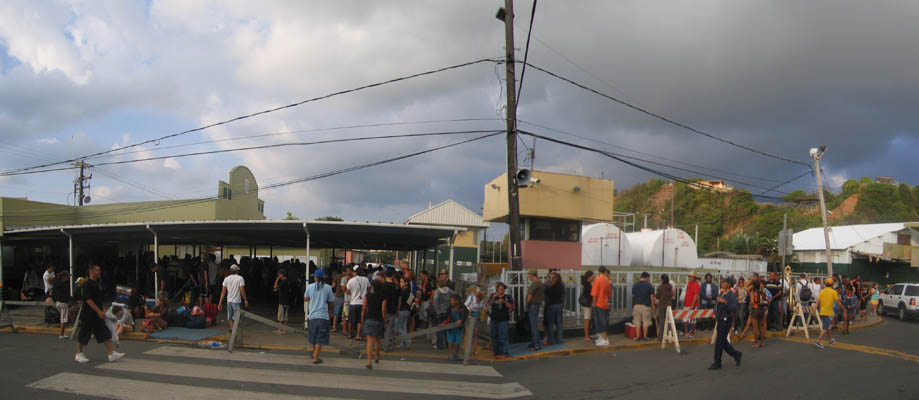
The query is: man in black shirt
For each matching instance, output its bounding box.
[51,271,71,338]
[382,268,401,351]
[75,265,124,363]
[489,282,514,360]
[544,271,566,345]
[631,272,655,341]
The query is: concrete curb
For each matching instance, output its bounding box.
[10,316,883,363]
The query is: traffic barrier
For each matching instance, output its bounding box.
[660,306,718,353]
[785,304,820,338]
[0,300,61,334]
[228,309,316,352]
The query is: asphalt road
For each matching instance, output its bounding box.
[1,315,915,399]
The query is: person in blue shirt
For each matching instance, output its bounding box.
[304,269,334,364]
[710,277,742,370]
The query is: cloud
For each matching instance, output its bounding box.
[0,0,916,225]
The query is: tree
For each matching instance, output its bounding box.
[284,211,298,220]
[316,216,344,221]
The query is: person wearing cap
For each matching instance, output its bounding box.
[488,282,514,359]
[304,269,334,364]
[681,271,701,339]
[709,277,742,370]
[217,265,248,332]
[346,265,371,340]
[815,278,845,349]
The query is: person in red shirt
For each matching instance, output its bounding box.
[682,271,701,338]
[591,266,612,347]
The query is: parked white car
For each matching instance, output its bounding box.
[878,283,919,321]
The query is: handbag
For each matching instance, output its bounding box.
[578,291,593,308]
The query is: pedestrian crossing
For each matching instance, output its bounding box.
[26,346,533,399]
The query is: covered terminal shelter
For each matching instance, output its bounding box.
[0,220,465,297]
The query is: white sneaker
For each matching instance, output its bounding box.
[75,353,90,363]
[59,335,68,339]
[108,352,125,362]
[595,339,610,347]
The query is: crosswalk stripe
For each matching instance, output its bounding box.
[28,372,355,400]
[98,358,533,399]
[144,346,503,377]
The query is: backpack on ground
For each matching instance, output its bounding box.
[44,306,60,325]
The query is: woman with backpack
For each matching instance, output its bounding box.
[579,271,595,342]
[748,280,768,348]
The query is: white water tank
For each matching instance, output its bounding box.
[581,223,632,266]
[626,228,699,269]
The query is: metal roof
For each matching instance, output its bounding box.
[792,222,913,251]
[1,220,466,251]
[405,200,489,228]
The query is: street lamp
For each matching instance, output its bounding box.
[810,146,833,276]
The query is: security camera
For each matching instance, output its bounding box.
[530,178,540,184]
[809,148,819,157]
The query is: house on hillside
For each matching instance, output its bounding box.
[791,222,919,284]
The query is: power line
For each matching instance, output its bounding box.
[517,129,788,201]
[754,170,814,197]
[515,0,538,103]
[72,118,505,162]
[0,132,502,221]
[517,119,818,189]
[521,61,813,168]
[0,58,503,175]
[0,130,500,177]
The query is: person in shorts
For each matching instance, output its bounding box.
[218,265,248,331]
[74,265,124,363]
[304,269,334,364]
[346,266,370,340]
[581,271,594,342]
[631,272,655,341]
[51,271,72,339]
[815,278,844,349]
[362,280,386,368]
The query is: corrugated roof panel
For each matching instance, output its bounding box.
[405,200,489,228]
[792,222,911,251]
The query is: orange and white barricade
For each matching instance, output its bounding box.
[661,306,716,353]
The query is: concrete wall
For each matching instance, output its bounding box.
[483,171,614,222]
[521,240,581,270]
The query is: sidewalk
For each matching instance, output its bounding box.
[5,304,883,363]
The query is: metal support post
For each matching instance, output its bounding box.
[146,225,159,296]
[303,223,310,276]
[449,229,457,280]
[62,229,74,296]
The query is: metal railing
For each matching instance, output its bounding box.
[499,270,724,325]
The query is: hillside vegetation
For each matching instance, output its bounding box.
[614,178,919,256]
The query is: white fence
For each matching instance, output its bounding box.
[498,270,723,325]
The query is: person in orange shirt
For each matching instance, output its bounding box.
[591,266,612,347]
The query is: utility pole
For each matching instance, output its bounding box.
[72,161,92,206]
[670,182,676,228]
[529,137,535,171]
[498,1,523,271]
[781,213,788,269]
[810,146,833,276]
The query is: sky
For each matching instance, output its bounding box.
[1,1,917,236]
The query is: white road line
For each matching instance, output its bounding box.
[98,359,532,399]
[144,346,503,377]
[27,372,354,400]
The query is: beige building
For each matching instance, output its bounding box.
[0,166,265,235]
[483,170,614,270]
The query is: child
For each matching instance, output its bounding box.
[442,293,468,361]
[843,285,858,334]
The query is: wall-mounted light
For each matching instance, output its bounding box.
[490,184,500,190]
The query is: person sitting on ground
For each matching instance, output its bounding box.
[442,293,469,361]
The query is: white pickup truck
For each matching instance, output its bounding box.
[878,283,919,321]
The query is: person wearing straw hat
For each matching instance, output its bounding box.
[682,271,701,338]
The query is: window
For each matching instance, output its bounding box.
[905,285,919,296]
[888,285,904,296]
[529,218,580,242]
[222,187,232,200]
[244,178,250,194]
